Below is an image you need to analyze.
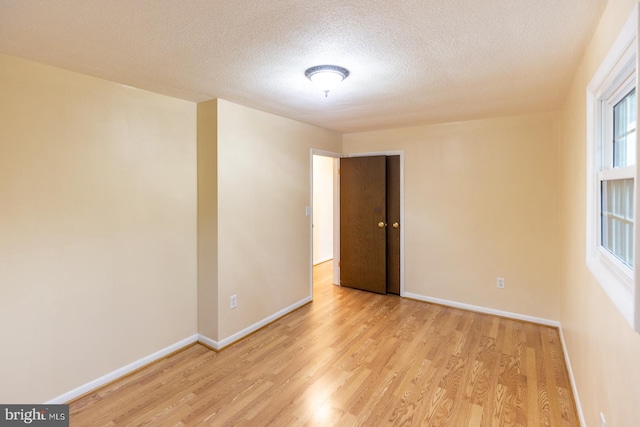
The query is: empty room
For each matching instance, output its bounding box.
[1,0,640,426]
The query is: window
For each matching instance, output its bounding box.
[600,88,636,270]
[587,5,639,331]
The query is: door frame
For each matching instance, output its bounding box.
[309,149,405,297]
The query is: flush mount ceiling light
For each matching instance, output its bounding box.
[305,65,350,97]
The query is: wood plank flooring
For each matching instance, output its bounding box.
[70,261,578,426]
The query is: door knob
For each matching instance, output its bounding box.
[378,221,386,228]
[392,222,399,229]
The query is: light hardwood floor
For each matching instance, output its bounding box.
[70,261,578,426]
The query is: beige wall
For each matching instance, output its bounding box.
[0,55,198,403]
[343,112,560,321]
[559,0,640,425]
[216,100,342,340]
[197,100,219,340]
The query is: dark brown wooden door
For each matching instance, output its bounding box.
[386,155,401,294]
[340,156,387,294]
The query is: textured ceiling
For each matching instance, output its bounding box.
[0,0,607,133]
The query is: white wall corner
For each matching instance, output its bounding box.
[45,334,199,404]
[197,334,220,351]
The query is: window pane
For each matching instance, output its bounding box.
[613,89,636,168]
[601,178,634,268]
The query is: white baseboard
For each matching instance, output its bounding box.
[47,293,582,424]
[403,292,560,327]
[404,292,583,424]
[45,334,199,404]
[47,297,313,403]
[313,256,333,266]
[199,296,312,350]
[558,326,586,426]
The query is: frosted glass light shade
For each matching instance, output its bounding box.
[305,65,349,97]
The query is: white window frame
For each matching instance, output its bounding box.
[586,4,640,332]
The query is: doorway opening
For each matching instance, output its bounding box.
[311,151,341,298]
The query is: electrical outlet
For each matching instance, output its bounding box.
[230,294,237,309]
[497,277,505,289]
[600,412,606,427]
